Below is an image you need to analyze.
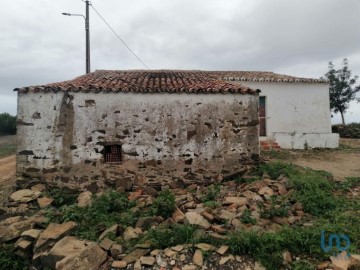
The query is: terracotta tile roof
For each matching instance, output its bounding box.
[15,70,258,95]
[15,70,327,94]
[213,71,328,83]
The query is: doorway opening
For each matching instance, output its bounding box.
[259,96,267,136]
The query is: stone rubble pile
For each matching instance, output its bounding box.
[1,176,359,270]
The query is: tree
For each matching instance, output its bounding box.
[0,113,16,135]
[324,58,360,125]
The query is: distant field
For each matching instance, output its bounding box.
[0,135,16,158]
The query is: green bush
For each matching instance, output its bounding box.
[0,113,16,135]
[333,123,360,138]
[153,190,176,219]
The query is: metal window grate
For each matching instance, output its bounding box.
[104,145,121,163]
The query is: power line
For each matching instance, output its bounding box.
[90,3,150,69]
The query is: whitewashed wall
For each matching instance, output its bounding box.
[16,91,259,190]
[231,81,339,149]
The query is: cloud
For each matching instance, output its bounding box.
[0,0,359,122]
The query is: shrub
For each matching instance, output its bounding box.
[0,113,16,135]
[153,190,176,218]
[333,123,360,138]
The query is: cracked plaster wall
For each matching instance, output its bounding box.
[16,92,259,191]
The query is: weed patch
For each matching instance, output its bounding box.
[0,244,30,269]
[48,191,135,241]
[254,162,298,180]
[201,184,220,203]
[336,177,360,191]
[288,169,337,216]
[258,196,289,219]
[48,188,78,207]
[152,190,176,219]
[227,226,323,270]
[240,208,257,225]
[256,162,338,216]
[203,200,220,209]
[143,224,199,249]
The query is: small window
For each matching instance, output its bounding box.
[104,145,122,163]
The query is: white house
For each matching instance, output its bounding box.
[217,71,339,149]
[15,70,260,191]
[15,70,339,192]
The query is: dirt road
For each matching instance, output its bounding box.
[266,139,360,180]
[0,155,16,178]
[293,151,360,180]
[0,155,16,206]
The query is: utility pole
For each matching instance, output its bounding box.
[62,0,91,74]
[85,0,90,74]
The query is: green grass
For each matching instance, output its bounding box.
[203,200,220,209]
[47,191,136,241]
[0,144,16,158]
[335,177,360,191]
[42,161,359,270]
[152,190,176,219]
[141,224,200,249]
[254,161,298,180]
[0,244,30,270]
[255,162,338,216]
[201,184,221,202]
[48,188,78,207]
[258,196,289,219]
[240,208,257,225]
[231,162,360,269]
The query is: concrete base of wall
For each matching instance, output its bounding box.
[264,133,339,149]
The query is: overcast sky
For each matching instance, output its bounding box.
[0,0,359,124]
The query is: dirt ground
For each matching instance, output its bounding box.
[267,138,360,180]
[292,151,360,180]
[0,135,16,145]
[0,155,16,206]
